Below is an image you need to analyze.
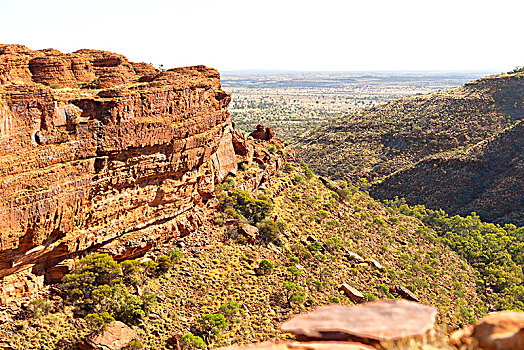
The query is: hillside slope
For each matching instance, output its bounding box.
[293,71,524,184]
[371,120,524,226]
[2,160,485,349]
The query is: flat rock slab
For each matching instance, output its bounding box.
[281,299,436,342]
[450,311,524,350]
[215,341,375,350]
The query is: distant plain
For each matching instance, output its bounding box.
[222,71,496,138]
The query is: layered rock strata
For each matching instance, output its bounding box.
[0,45,243,303]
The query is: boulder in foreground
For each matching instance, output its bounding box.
[281,299,436,342]
[450,311,524,350]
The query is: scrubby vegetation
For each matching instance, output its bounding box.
[6,159,489,349]
[294,70,524,184]
[59,253,161,328]
[371,120,524,227]
[386,198,524,311]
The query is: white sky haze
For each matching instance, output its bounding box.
[0,0,522,72]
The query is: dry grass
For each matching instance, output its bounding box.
[5,162,486,349]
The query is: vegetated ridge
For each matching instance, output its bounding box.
[292,69,524,226]
[293,70,524,183]
[371,119,524,226]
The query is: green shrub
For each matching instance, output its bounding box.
[363,293,377,301]
[60,254,153,325]
[287,266,302,279]
[255,259,274,275]
[167,249,184,264]
[218,175,236,191]
[314,253,326,262]
[180,333,206,349]
[61,253,122,300]
[120,260,142,286]
[307,241,323,252]
[300,162,314,179]
[377,284,389,293]
[27,299,54,320]
[85,312,115,332]
[258,219,280,244]
[389,216,399,224]
[125,340,144,350]
[406,284,417,292]
[156,256,173,274]
[282,282,305,307]
[197,313,228,343]
[373,217,386,227]
[283,162,294,173]
[324,237,343,252]
[219,301,240,319]
[229,189,273,224]
[142,260,160,277]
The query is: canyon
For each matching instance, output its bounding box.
[0,44,261,303]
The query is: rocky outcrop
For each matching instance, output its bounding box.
[215,300,437,350]
[281,300,437,344]
[0,45,248,303]
[450,311,524,350]
[250,124,275,141]
[339,284,364,303]
[79,321,136,350]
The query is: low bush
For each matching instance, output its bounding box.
[197,313,228,343]
[255,259,274,275]
[219,301,240,320]
[180,333,206,349]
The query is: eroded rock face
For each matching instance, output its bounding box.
[0,45,242,303]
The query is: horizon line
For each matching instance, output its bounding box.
[221,68,502,75]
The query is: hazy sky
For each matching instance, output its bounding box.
[1,0,522,72]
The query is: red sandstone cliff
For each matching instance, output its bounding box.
[0,45,248,303]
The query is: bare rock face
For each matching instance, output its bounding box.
[79,321,136,350]
[281,300,437,343]
[450,311,524,350]
[0,45,247,303]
